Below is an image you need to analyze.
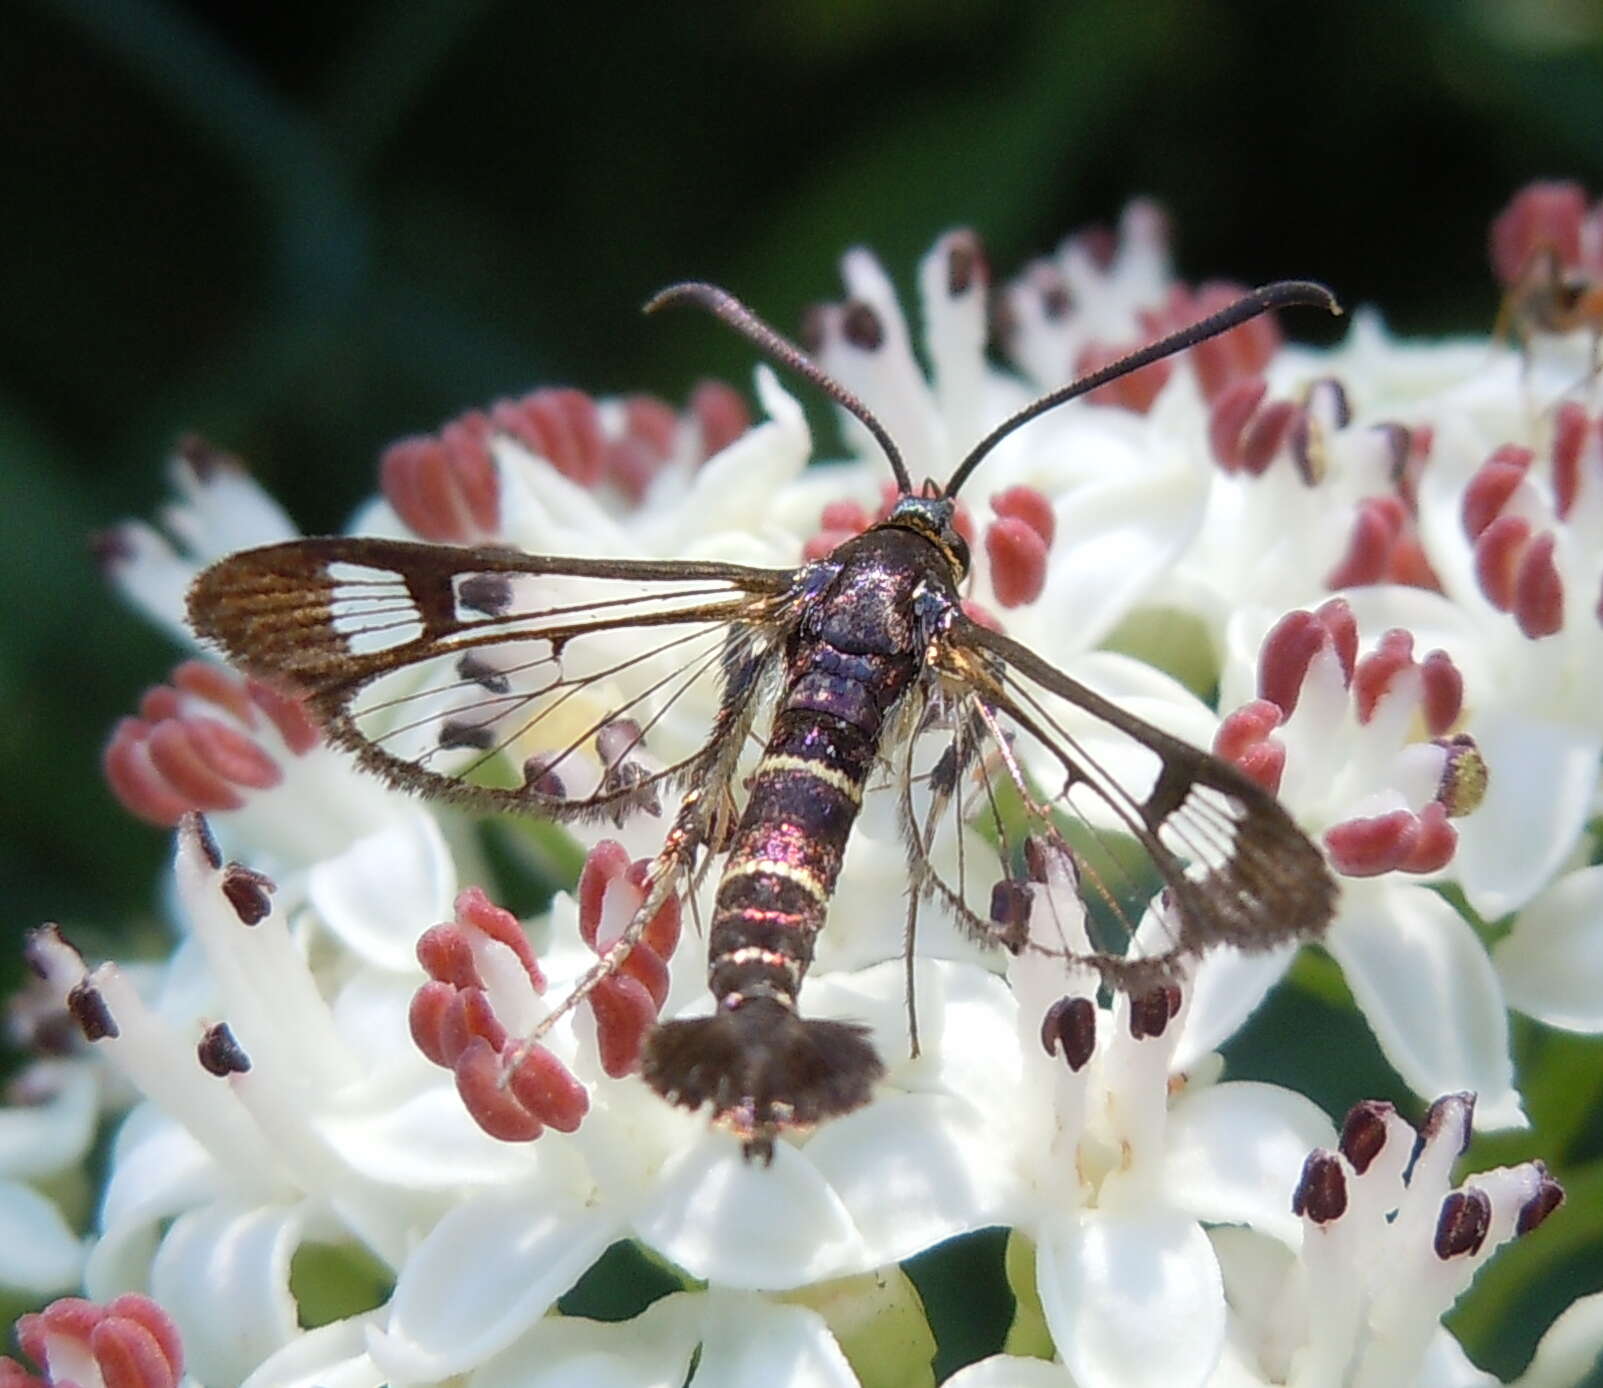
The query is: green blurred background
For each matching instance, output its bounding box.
[4,0,1603,1379]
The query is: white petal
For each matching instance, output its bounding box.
[1161,1083,1336,1246]
[944,1354,1073,1388]
[0,1061,98,1177]
[1453,713,1600,919]
[241,1312,387,1388]
[376,1186,618,1381]
[693,1293,858,1388]
[1493,865,1603,1030]
[0,1178,82,1294]
[307,812,457,973]
[1172,944,1299,1071]
[631,1138,866,1288]
[470,1293,699,1388]
[1508,1289,1603,1388]
[1037,1209,1226,1388]
[151,1201,306,1388]
[806,1092,1017,1262]
[107,519,195,640]
[1326,884,1525,1129]
[1415,1329,1500,1387]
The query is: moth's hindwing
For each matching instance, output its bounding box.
[903,616,1336,988]
[187,536,796,822]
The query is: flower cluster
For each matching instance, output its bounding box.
[5,184,1603,1386]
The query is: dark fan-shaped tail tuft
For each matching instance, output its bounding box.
[641,998,885,1162]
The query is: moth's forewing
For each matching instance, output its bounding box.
[187,536,796,821]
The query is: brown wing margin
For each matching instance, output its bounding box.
[187,536,797,820]
[917,617,1336,989]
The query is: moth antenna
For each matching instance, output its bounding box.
[646,280,915,494]
[944,279,1342,497]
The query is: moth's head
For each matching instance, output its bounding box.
[882,493,969,578]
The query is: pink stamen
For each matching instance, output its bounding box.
[689,379,751,459]
[1515,531,1565,638]
[1207,377,1267,473]
[1352,629,1416,725]
[1400,802,1458,874]
[11,1295,182,1388]
[1473,513,1533,611]
[453,886,544,992]
[1489,181,1588,286]
[454,1037,545,1141]
[985,516,1049,608]
[990,485,1055,549]
[1462,446,1534,541]
[1420,650,1464,735]
[1213,700,1286,794]
[1326,496,1408,589]
[380,413,500,543]
[507,1043,589,1133]
[588,974,657,1078]
[1551,402,1590,521]
[491,388,606,489]
[1324,808,1423,877]
[1258,600,1355,716]
[1073,339,1173,413]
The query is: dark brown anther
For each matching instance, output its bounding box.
[221,863,276,926]
[197,1022,251,1076]
[1434,1187,1492,1259]
[842,301,884,353]
[1376,423,1413,486]
[439,720,496,751]
[67,981,119,1042]
[521,756,566,799]
[989,879,1033,931]
[457,653,511,694]
[1287,408,1322,487]
[596,718,644,766]
[183,811,223,869]
[1306,377,1352,429]
[176,433,238,480]
[1339,1099,1395,1174]
[1041,996,1096,1071]
[798,304,828,355]
[458,573,512,616]
[1292,1150,1347,1223]
[1128,984,1179,1040]
[1040,279,1071,322]
[1516,1165,1565,1236]
[88,527,137,570]
[1423,1092,1476,1154]
[1023,833,1075,886]
[947,232,987,297]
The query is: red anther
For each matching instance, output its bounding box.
[104,722,200,826]
[689,379,751,460]
[1388,535,1445,592]
[985,517,1049,608]
[603,394,680,503]
[1207,377,1267,473]
[1353,629,1416,725]
[624,859,681,958]
[408,980,458,1066]
[172,660,256,726]
[137,686,183,722]
[803,528,855,561]
[1515,531,1565,638]
[577,840,634,952]
[621,394,680,463]
[1399,802,1457,874]
[991,485,1056,549]
[1462,446,1534,541]
[0,1360,45,1387]
[380,415,500,544]
[1178,282,1281,403]
[144,721,252,809]
[952,501,975,548]
[1474,513,1533,611]
[1238,400,1300,477]
[1420,650,1463,736]
[443,986,509,1063]
[820,500,871,534]
[492,387,607,489]
[1258,609,1329,716]
[1315,597,1359,680]
[1490,181,1588,286]
[961,598,1002,631]
[1324,809,1420,877]
[246,679,320,754]
[1326,496,1409,589]
[455,1038,544,1142]
[1552,401,1590,520]
[507,1044,589,1133]
[416,924,480,990]
[107,1294,181,1375]
[454,886,543,992]
[1213,701,1287,794]
[187,718,283,790]
[89,1309,180,1388]
[1074,339,1173,413]
[588,973,656,1077]
[617,939,671,1010]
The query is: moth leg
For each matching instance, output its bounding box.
[902,888,921,1059]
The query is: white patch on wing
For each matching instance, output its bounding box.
[327,562,424,654]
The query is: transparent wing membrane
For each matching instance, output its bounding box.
[188,536,795,820]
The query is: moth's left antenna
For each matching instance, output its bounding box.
[647,281,915,495]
